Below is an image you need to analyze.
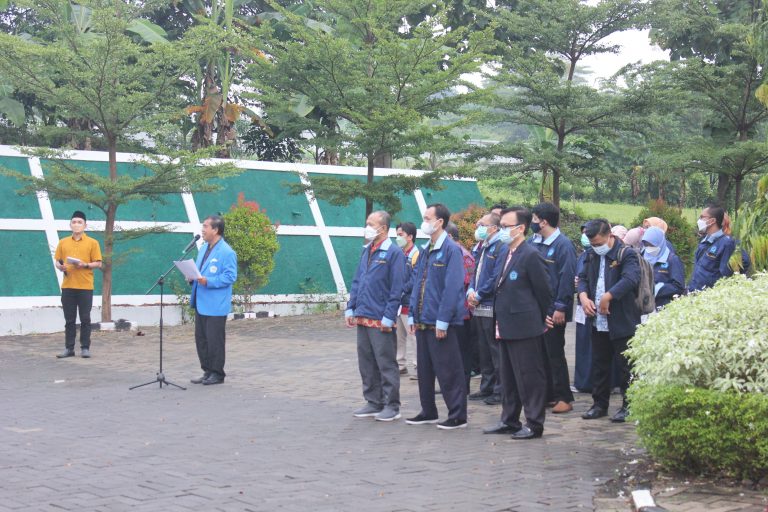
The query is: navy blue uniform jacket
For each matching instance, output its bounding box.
[468,234,509,307]
[577,240,641,341]
[528,230,576,321]
[345,238,406,327]
[409,232,467,329]
[493,242,553,340]
[688,230,736,292]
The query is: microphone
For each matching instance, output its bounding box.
[182,234,201,254]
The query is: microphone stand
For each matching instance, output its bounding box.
[130,241,197,390]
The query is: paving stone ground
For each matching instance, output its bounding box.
[3,313,644,512]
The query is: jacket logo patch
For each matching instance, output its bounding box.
[610,260,619,268]
[708,246,718,254]
[210,265,218,273]
[547,248,555,257]
[436,251,443,260]
[509,271,518,281]
[661,262,669,269]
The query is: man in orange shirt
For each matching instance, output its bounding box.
[54,211,102,358]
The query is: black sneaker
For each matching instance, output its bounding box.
[405,413,439,425]
[56,349,75,358]
[437,418,467,430]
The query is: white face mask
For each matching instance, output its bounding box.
[697,218,710,233]
[421,220,438,236]
[363,225,380,241]
[645,246,661,256]
[593,243,610,256]
[395,236,407,248]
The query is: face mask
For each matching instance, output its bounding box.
[645,246,660,257]
[474,226,488,241]
[421,220,438,236]
[395,236,407,248]
[363,225,379,241]
[580,233,590,248]
[697,218,709,233]
[499,225,520,245]
[530,222,541,234]
[593,243,610,256]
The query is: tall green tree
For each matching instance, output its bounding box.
[0,0,237,321]
[648,0,768,209]
[481,0,647,206]
[251,0,491,218]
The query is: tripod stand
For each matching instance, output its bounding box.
[130,243,196,390]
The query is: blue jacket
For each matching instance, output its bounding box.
[468,233,508,306]
[528,229,577,321]
[400,245,420,308]
[190,238,238,316]
[577,240,641,340]
[408,232,468,329]
[647,248,685,309]
[687,230,736,292]
[345,238,406,327]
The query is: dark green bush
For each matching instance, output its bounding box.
[631,200,698,277]
[628,385,768,484]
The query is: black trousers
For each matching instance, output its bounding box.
[456,319,474,394]
[62,288,93,350]
[472,315,500,396]
[415,327,467,421]
[542,324,574,403]
[498,336,547,434]
[590,330,631,410]
[195,311,227,377]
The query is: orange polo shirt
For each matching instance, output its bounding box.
[54,233,102,290]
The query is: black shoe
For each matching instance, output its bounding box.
[190,372,211,384]
[405,413,439,425]
[57,349,75,358]
[483,395,502,405]
[582,405,608,420]
[202,374,224,385]
[482,422,520,435]
[510,426,542,440]
[468,391,491,401]
[610,406,629,423]
[437,418,467,430]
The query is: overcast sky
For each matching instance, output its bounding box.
[581,28,670,84]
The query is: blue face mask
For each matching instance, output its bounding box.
[593,243,610,256]
[580,233,590,248]
[497,227,512,245]
[474,226,488,241]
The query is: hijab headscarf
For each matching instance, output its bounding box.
[623,227,645,249]
[641,226,669,265]
[611,225,628,241]
[643,217,668,233]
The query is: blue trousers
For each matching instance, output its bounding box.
[415,327,467,421]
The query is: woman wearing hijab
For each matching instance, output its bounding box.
[641,227,685,309]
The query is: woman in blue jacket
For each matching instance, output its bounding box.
[641,227,685,309]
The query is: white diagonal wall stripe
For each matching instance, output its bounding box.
[28,157,64,290]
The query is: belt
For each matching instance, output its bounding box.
[415,323,436,331]
[473,304,493,317]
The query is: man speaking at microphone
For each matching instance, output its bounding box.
[189,215,237,385]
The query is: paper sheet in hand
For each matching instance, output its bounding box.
[174,259,202,280]
[66,256,82,265]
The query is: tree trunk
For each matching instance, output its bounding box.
[679,171,686,209]
[553,133,565,207]
[101,137,118,323]
[365,156,375,220]
[716,173,731,205]
[734,176,743,212]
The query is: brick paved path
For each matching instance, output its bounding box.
[2,314,638,512]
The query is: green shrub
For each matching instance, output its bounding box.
[627,385,768,483]
[631,200,698,277]
[223,193,280,312]
[627,274,768,393]
[627,273,768,483]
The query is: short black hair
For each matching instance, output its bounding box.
[705,204,726,228]
[501,206,532,235]
[445,222,460,240]
[205,214,225,237]
[396,221,417,240]
[584,218,611,239]
[71,210,86,222]
[490,203,507,212]
[427,203,451,228]
[532,202,560,228]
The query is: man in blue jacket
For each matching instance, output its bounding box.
[190,215,238,386]
[406,203,468,430]
[467,211,508,405]
[578,219,640,423]
[688,204,736,292]
[529,202,577,414]
[345,211,406,422]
